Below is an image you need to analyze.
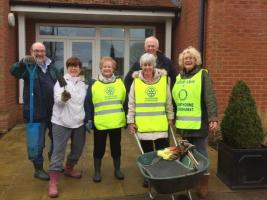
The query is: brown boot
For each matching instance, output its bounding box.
[48,172,60,198]
[64,163,82,179]
[196,174,209,198]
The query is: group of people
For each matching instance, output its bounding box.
[10,36,218,199]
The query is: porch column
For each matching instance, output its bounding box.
[165,18,172,58]
[18,13,26,103]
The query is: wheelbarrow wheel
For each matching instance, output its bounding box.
[148,183,157,200]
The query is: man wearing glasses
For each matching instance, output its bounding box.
[10,42,60,181]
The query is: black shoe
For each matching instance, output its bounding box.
[93,159,101,183]
[114,170,124,180]
[93,173,101,182]
[34,169,50,180]
[113,158,124,180]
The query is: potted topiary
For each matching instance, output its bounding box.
[217,80,267,189]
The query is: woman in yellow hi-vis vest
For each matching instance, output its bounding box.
[127,53,174,187]
[172,46,218,199]
[84,57,126,183]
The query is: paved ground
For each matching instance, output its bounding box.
[0,124,266,200]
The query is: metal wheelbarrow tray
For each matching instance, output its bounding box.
[137,150,209,195]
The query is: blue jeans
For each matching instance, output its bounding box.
[28,121,52,165]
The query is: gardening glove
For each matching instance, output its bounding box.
[61,90,71,102]
[22,55,36,65]
[85,120,93,133]
[58,76,67,88]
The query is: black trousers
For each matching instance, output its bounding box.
[93,128,122,159]
[140,138,169,153]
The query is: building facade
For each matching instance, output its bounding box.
[0,0,266,133]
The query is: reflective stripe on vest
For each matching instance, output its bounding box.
[134,75,168,133]
[172,69,203,130]
[92,78,126,130]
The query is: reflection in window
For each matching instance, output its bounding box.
[129,28,154,67]
[43,41,64,73]
[72,42,92,82]
[40,26,95,37]
[101,28,124,38]
[130,28,154,39]
[101,40,124,76]
[129,41,145,67]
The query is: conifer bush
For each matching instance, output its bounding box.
[220,80,264,148]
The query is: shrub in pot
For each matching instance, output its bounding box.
[217,80,266,189]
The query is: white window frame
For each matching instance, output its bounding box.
[36,23,155,77]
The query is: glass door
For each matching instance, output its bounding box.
[70,40,94,82]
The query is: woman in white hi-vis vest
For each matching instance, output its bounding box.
[84,57,126,183]
[172,46,218,199]
[127,53,174,187]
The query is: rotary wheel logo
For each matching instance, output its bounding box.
[178,89,187,101]
[105,87,115,95]
[146,86,157,97]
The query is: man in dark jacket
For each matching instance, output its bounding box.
[124,36,177,93]
[10,42,60,180]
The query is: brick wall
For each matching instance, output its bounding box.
[172,0,200,68]
[0,0,20,133]
[174,0,267,131]
[205,0,267,130]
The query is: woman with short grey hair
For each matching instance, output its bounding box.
[127,53,174,187]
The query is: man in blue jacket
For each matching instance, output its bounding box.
[10,42,60,180]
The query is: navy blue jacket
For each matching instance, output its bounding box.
[10,62,60,123]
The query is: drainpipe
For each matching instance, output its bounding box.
[198,0,206,66]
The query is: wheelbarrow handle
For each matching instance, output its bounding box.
[134,133,144,155]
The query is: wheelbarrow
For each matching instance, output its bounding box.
[134,126,209,200]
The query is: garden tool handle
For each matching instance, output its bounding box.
[170,125,199,169]
[134,133,144,155]
[187,150,199,168]
[169,125,178,146]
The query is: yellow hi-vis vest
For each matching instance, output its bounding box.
[172,69,204,130]
[134,75,168,133]
[92,78,126,130]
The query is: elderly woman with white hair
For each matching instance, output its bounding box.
[84,56,126,183]
[172,46,218,198]
[127,53,174,187]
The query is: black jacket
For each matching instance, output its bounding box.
[124,51,177,93]
[124,51,177,113]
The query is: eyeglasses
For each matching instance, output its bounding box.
[33,49,46,53]
[68,65,80,68]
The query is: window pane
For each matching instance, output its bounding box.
[43,41,64,74]
[129,41,144,67]
[101,28,124,38]
[40,26,95,37]
[72,42,92,82]
[101,40,124,76]
[130,28,154,39]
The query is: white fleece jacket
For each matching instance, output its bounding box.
[51,74,88,128]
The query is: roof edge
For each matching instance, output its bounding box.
[10,1,179,12]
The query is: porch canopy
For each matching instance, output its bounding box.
[10,0,180,57]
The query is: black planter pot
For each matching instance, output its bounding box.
[217,141,267,189]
